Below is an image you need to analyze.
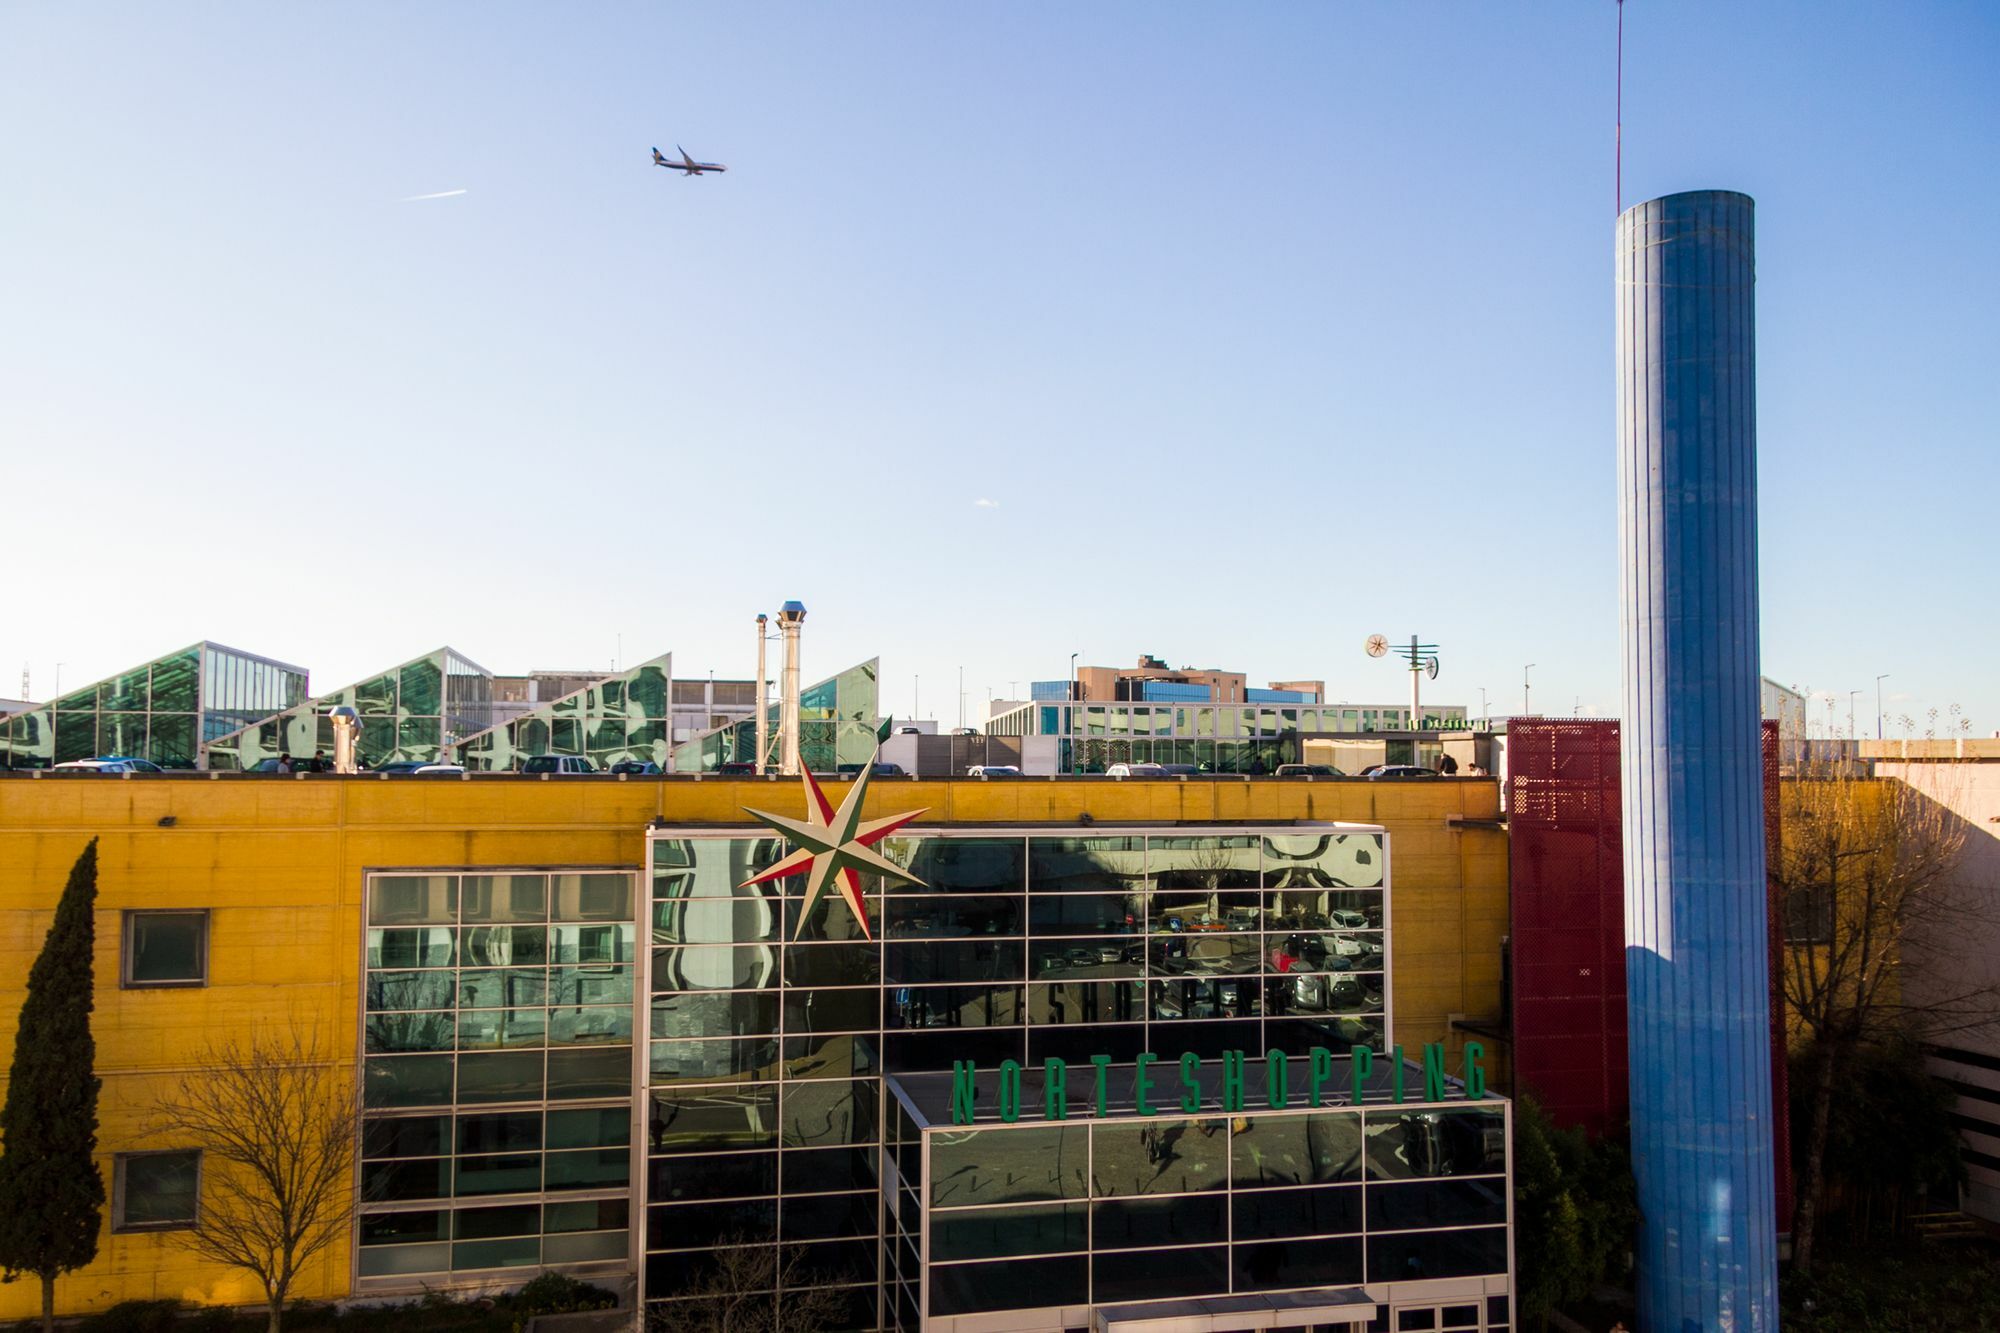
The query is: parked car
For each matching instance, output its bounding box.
[523,755,595,775]
[1367,765,1439,780]
[369,761,428,775]
[966,765,1022,778]
[1105,762,1167,778]
[609,760,661,775]
[717,762,758,776]
[1275,763,1344,777]
[413,762,465,775]
[1157,763,1201,776]
[836,762,906,777]
[52,756,164,773]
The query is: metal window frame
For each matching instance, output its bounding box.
[354,864,642,1296]
[120,907,210,989]
[112,1148,203,1233]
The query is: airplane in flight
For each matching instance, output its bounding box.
[653,145,727,177]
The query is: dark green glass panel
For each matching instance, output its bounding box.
[554,872,633,923]
[104,669,149,713]
[456,1051,545,1104]
[399,717,442,755]
[518,719,550,753]
[362,1116,449,1159]
[399,659,444,716]
[549,1007,632,1047]
[457,968,545,1009]
[929,1203,1086,1261]
[453,1155,543,1198]
[628,666,669,714]
[371,876,457,926]
[547,1046,629,1100]
[546,1106,630,1150]
[94,716,146,756]
[356,1241,450,1277]
[364,1055,455,1109]
[551,718,582,753]
[355,673,397,715]
[454,1202,540,1239]
[929,1126,1087,1205]
[930,1255,1087,1316]
[148,714,194,768]
[57,686,100,712]
[363,1158,452,1202]
[455,1008,546,1050]
[460,925,547,967]
[54,714,98,764]
[360,716,398,767]
[546,1198,628,1234]
[150,651,199,713]
[366,1013,456,1054]
[359,1209,448,1244]
[458,1110,542,1153]
[120,1151,199,1226]
[462,875,548,924]
[544,1147,628,1191]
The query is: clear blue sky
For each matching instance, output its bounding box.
[3,3,1994,737]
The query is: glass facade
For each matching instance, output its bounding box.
[888,1073,1510,1329]
[204,648,492,771]
[985,702,1471,774]
[0,643,307,769]
[672,658,880,775]
[457,654,672,772]
[358,870,639,1288]
[640,826,1411,1330]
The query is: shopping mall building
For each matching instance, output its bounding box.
[0,771,1514,1332]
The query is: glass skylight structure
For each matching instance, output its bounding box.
[0,643,308,769]
[457,654,672,772]
[671,658,880,774]
[204,648,493,771]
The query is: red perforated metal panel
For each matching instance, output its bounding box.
[1506,718,1793,1226]
[1507,720,1627,1135]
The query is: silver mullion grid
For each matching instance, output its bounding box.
[356,869,641,1293]
[917,1103,1508,1324]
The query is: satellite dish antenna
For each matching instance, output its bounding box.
[1364,635,1389,659]
[1426,658,1440,681]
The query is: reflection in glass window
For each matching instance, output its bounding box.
[930,1126,1088,1207]
[122,911,207,986]
[360,870,636,1286]
[115,1151,200,1230]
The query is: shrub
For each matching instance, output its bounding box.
[509,1273,617,1316]
[75,1301,184,1333]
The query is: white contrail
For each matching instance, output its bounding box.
[973,498,1000,509]
[401,188,468,202]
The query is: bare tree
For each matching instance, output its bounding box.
[1776,742,1990,1273]
[149,1028,359,1333]
[645,1240,854,1333]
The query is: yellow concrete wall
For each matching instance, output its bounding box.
[0,773,1507,1317]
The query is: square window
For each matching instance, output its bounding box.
[115,1151,200,1230]
[123,911,208,987]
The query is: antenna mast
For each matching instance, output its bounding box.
[1616,0,1626,215]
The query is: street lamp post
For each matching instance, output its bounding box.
[1523,664,1535,716]
[1876,673,1890,740]
[1848,689,1862,741]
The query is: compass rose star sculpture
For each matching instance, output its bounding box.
[740,757,926,940]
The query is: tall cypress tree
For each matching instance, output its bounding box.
[0,838,105,1332]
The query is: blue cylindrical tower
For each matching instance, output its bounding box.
[1617,189,1778,1332]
